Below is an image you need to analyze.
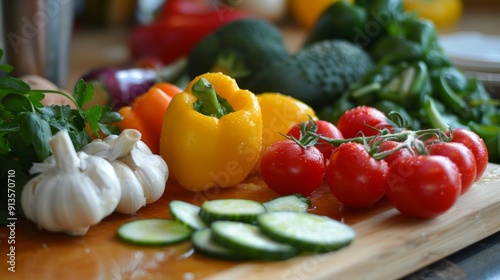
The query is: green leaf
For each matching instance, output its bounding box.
[0,64,13,74]
[0,76,31,94]
[0,121,19,133]
[72,130,91,151]
[73,79,94,109]
[41,105,72,120]
[100,106,123,123]
[28,91,46,108]
[0,132,10,154]
[18,112,52,161]
[84,105,102,138]
[1,94,33,113]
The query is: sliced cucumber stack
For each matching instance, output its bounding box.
[257,212,356,253]
[211,221,298,261]
[191,228,249,261]
[199,198,266,224]
[263,194,311,212]
[117,218,193,247]
[170,200,207,230]
[117,197,355,261]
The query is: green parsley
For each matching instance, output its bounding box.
[0,49,122,220]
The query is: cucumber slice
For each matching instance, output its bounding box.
[210,221,297,261]
[117,218,192,246]
[264,194,311,212]
[169,200,207,230]
[199,199,266,224]
[191,228,249,261]
[256,212,356,253]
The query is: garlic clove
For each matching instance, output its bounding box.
[21,130,122,236]
[82,128,168,211]
[112,161,146,214]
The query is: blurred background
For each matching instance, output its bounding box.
[1,0,499,91]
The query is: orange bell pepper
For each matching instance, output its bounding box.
[115,82,182,154]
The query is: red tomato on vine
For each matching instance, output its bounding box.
[326,142,388,208]
[336,106,393,138]
[385,155,461,219]
[260,139,326,197]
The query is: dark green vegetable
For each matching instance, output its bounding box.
[306,0,405,49]
[187,18,290,89]
[370,16,450,68]
[369,36,425,65]
[469,123,500,163]
[304,1,367,46]
[248,40,374,109]
[315,0,500,163]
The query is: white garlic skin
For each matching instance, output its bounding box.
[82,129,168,214]
[21,131,121,236]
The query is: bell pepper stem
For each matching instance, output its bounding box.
[192,78,234,118]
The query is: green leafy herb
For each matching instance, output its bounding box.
[0,50,122,221]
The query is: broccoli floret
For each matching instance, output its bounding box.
[248,40,374,109]
[187,18,291,89]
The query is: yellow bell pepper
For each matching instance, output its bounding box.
[254,93,316,172]
[160,72,262,191]
[289,0,352,30]
[403,0,463,29]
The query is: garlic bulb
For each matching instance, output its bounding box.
[82,129,168,214]
[21,130,122,236]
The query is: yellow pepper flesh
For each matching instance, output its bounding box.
[403,0,463,29]
[289,0,353,30]
[160,73,262,191]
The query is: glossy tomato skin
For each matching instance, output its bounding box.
[378,140,413,167]
[336,106,393,139]
[326,142,388,208]
[260,140,326,197]
[287,120,344,160]
[427,142,477,195]
[448,129,488,182]
[386,155,461,219]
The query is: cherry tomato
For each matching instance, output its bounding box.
[287,119,344,160]
[386,155,461,219]
[378,140,413,167]
[427,142,477,195]
[336,106,393,139]
[260,139,326,197]
[447,129,488,182]
[326,142,388,208]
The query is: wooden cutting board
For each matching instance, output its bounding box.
[1,163,499,280]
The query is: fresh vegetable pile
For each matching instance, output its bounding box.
[187,17,374,110]
[1,0,497,269]
[0,51,169,230]
[0,50,122,219]
[306,0,500,163]
[20,128,168,235]
[260,106,488,219]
